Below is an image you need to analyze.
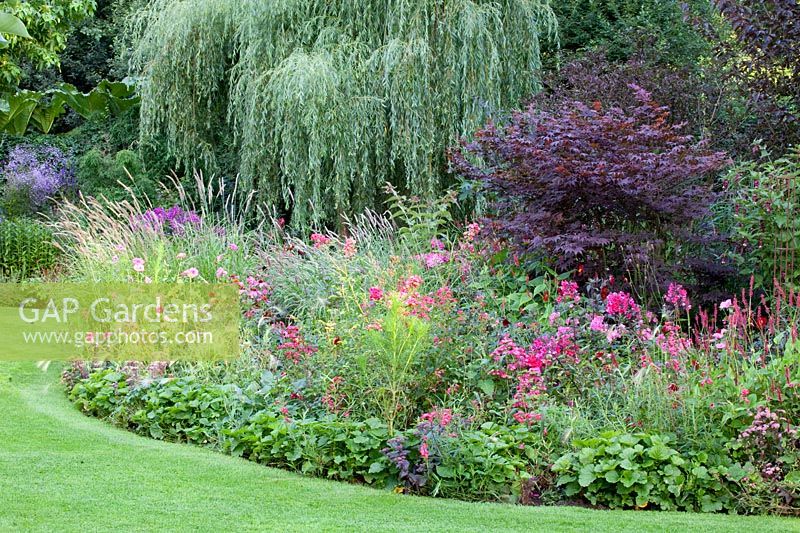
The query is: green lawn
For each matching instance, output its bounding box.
[0,362,797,532]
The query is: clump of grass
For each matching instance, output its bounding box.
[53,174,259,282]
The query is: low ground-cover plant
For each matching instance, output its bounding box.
[553,431,737,512]
[65,360,553,502]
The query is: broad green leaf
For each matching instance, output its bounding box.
[436,465,455,478]
[31,96,66,134]
[0,13,31,39]
[647,444,676,461]
[726,463,748,482]
[578,465,596,487]
[783,470,800,486]
[477,379,495,396]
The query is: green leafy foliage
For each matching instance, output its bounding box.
[363,296,431,434]
[553,432,736,512]
[393,421,558,502]
[76,148,158,201]
[0,12,31,41]
[725,146,800,289]
[0,0,96,90]
[550,0,714,66]
[0,79,139,135]
[68,367,130,417]
[0,217,59,278]
[126,377,251,444]
[65,364,554,500]
[226,413,392,485]
[384,183,457,254]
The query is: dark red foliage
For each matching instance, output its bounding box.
[695,1,800,152]
[714,1,800,79]
[538,49,750,156]
[450,86,731,282]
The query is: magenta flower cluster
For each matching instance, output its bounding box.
[134,206,201,235]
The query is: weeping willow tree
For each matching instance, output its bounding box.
[127,0,557,227]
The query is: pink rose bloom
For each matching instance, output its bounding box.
[719,299,733,310]
[181,267,200,279]
[132,257,145,272]
[228,243,239,251]
[216,267,228,279]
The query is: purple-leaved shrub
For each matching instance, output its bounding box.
[450,86,731,300]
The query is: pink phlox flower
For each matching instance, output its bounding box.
[606,291,640,318]
[309,233,330,248]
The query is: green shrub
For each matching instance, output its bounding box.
[388,421,558,502]
[553,432,737,512]
[724,147,800,289]
[77,148,159,202]
[125,376,256,445]
[551,0,713,67]
[64,364,556,500]
[0,218,59,278]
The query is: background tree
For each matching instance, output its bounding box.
[549,0,715,67]
[125,0,558,228]
[710,0,800,152]
[0,0,96,91]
